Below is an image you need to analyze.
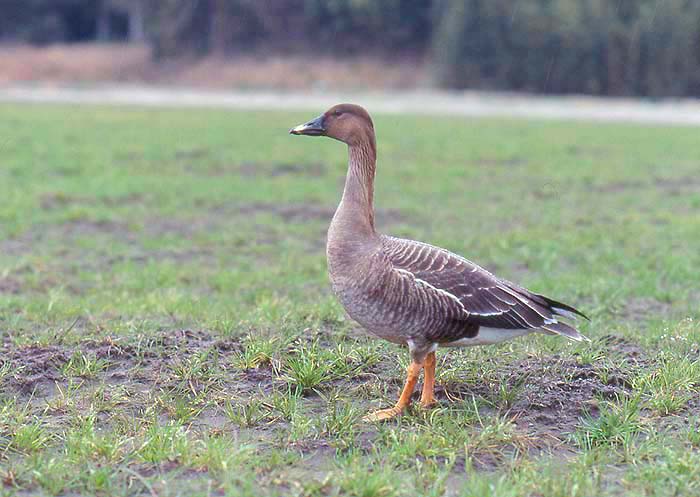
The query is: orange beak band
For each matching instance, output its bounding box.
[289,114,326,136]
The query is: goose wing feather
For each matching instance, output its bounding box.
[382,236,586,338]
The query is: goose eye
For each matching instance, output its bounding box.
[334,110,343,117]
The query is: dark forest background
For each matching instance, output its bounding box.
[1,0,699,97]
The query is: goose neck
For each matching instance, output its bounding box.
[338,142,376,234]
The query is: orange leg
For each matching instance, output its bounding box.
[363,360,423,422]
[420,351,437,408]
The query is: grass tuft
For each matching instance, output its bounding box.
[572,394,643,449]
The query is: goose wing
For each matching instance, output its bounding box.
[382,236,588,341]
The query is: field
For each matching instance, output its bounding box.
[1,102,699,496]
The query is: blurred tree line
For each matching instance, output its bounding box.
[1,0,699,97]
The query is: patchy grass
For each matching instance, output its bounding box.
[1,102,699,496]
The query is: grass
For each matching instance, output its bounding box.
[572,394,644,450]
[0,102,699,496]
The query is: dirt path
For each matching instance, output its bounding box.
[2,85,699,126]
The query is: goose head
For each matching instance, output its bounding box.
[289,104,374,146]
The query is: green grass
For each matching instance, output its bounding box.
[1,102,699,496]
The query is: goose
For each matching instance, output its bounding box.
[290,104,589,421]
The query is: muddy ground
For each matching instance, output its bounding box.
[1,329,648,455]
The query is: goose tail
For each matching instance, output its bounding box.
[535,294,590,321]
[541,320,590,342]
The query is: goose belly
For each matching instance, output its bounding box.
[329,275,440,345]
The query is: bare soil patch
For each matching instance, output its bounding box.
[0,276,22,294]
[192,161,328,178]
[3,344,70,394]
[653,175,700,195]
[592,180,646,194]
[2,330,237,398]
[509,359,621,440]
[593,175,700,195]
[439,337,646,446]
[218,201,407,226]
[39,192,146,210]
[236,162,327,178]
[1,330,653,452]
[618,296,672,323]
[0,218,136,257]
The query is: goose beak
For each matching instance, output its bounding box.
[289,115,326,136]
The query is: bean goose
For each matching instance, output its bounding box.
[290,104,589,421]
